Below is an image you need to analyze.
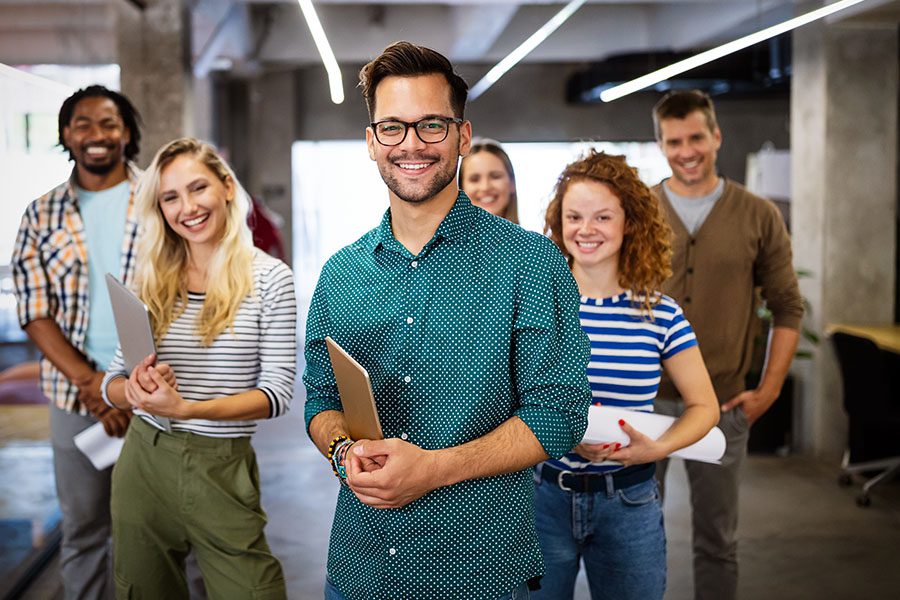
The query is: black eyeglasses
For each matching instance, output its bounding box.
[370,116,463,146]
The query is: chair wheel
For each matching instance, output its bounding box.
[838,474,853,487]
[856,494,871,507]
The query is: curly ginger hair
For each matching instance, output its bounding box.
[544,150,673,318]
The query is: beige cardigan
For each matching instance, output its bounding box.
[653,179,803,404]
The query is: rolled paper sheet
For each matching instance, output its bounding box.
[582,405,726,464]
[73,422,125,470]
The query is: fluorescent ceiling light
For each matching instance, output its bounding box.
[470,0,586,101]
[296,0,344,104]
[600,0,868,102]
[0,63,73,95]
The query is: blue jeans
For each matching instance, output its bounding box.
[324,576,530,599]
[532,473,666,600]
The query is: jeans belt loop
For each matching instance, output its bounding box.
[556,469,574,492]
[604,472,616,498]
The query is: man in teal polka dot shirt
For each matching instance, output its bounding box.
[304,41,592,600]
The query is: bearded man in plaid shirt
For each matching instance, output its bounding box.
[11,85,142,599]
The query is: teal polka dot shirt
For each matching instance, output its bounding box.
[304,192,591,599]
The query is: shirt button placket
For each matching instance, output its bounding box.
[401,257,419,395]
[685,238,696,300]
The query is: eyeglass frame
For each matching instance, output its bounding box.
[369,116,464,146]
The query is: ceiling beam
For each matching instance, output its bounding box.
[450,4,519,61]
[193,2,249,78]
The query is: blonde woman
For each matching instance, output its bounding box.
[535,151,719,599]
[102,138,295,599]
[459,138,519,223]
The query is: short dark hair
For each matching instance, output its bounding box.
[359,41,468,120]
[652,90,718,140]
[58,85,142,161]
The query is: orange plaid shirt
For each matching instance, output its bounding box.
[11,164,141,414]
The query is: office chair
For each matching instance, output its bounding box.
[832,332,900,507]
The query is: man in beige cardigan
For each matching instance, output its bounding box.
[650,90,803,600]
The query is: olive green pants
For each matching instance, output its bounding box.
[111,417,286,599]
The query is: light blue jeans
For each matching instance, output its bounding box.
[531,473,666,600]
[324,576,530,599]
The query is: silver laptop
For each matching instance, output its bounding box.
[105,273,171,432]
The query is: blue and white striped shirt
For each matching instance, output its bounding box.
[546,290,697,473]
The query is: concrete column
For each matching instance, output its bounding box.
[192,75,215,145]
[246,70,296,266]
[791,22,898,459]
[116,0,193,166]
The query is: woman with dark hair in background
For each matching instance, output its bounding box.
[535,150,719,600]
[460,137,519,223]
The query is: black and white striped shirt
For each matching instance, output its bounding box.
[103,250,296,437]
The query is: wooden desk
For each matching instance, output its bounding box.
[827,324,900,354]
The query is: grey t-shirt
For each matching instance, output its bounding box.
[663,178,725,235]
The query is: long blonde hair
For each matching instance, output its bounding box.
[134,137,255,345]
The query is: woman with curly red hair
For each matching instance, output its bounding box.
[534,151,718,599]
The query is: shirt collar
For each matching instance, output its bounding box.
[367,190,476,255]
[66,161,142,202]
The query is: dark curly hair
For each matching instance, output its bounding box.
[58,85,142,162]
[544,150,673,317]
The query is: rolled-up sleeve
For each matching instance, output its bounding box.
[302,262,342,433]
[257,261,297,418]
[101,347,127,407]
[513,236,591,459]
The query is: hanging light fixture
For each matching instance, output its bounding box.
[296,0,344,104]
[600,0,869,102]
[470,0,587,101]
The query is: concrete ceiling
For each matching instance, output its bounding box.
[1,0,897,73]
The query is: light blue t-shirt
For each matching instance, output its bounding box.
[77,180,129,369]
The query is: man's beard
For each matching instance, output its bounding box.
[378,153,458,205]
[81,160,120,176]
[673,159,714,188]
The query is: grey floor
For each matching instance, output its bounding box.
[21,407,900,599]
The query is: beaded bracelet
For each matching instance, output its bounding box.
[333,439,354,480]
[327,435,354,481]
[332,440,353,479]
[327,435,348,477]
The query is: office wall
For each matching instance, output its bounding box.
[290,62,790,185]
[219,63,791,188]
[215,62,789,271]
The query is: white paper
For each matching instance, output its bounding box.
[582,405,726,464]
[73,422,125,470]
